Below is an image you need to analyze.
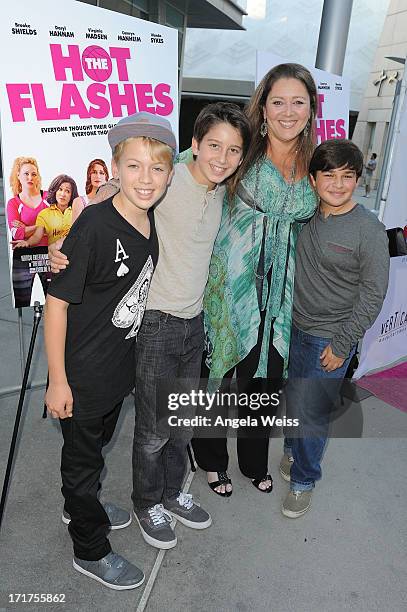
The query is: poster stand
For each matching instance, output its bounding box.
[17,308,25,378]
[0,303,43,533]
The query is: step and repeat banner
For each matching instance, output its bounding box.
[0,0,178,308]
[256,51,350,143]
[354,255,407,379]
[382,89,407,231]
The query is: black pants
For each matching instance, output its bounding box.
[192,315,283,480]
[60,401,122,561]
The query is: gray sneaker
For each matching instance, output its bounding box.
[73,552,144,590]
[282,489,312,518]
[164,492,212,529]
[279,454,294,482]
[62,502,131,530]
[134,504,177,549]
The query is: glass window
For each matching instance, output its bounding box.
[133,0,149,11]
[165,3,184,31]
[99,0,149,20]
[367,122,376,152]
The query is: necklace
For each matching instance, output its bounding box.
[251,155,297,280]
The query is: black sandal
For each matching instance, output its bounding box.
[208,471,233,497]
[252,474,273,493]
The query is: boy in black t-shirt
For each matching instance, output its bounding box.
[44,113,176,590]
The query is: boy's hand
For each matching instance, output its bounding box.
[45,382,73,419]
[320,344,345,373]
[48,240,69,273]
[12,220,26,228]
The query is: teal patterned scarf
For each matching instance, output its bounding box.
[204,157,317,384]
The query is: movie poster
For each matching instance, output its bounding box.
[256,51,350,143]
[0,0,178,307]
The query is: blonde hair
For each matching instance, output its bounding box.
[9,157,42,195]
[113,136,173,168]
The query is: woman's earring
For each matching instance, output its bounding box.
[303,121,310,138]
[260,120,268,138]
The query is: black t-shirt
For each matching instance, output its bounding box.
[47,198,158,419]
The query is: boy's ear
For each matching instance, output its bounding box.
[167,168,175,186]
[111,158,119,180]
[191,137,199,156]
[309,174,317,189]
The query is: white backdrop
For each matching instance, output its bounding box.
[0,0,178,306]
[382,93,407,230]
[256,52,350,143]
[354,256,407,379]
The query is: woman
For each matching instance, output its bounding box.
[71,158,109,223]
[7,157,50,307]
[192,63,319,496]
[7,157,49,245]
[13,174,78,248]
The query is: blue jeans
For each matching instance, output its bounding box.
[132,310,204,510]
[284,326,355,492]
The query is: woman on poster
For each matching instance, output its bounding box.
[6,156,50,307]
[71,158,109,223]
[13,174,78,248]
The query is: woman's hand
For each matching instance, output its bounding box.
[12,220,26,228]
[11,239,30,249]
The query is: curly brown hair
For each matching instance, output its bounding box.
[85,159,109,195]
[47,174,78,207]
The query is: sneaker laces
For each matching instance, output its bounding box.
[176,492,195,510]
[148,504,171,526]
[104,552,123,569]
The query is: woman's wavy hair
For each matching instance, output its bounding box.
[9,157,42,195]
[47,174,78,207]
[229,63,318,200]
[85,158,109,195]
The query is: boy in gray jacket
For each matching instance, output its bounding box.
[280,139,389,518]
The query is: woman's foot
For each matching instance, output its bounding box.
[252,474,273,493]
[207,471,233,497]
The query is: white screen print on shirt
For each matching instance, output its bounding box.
[111,237,154,339]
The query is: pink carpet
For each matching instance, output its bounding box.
[356,361,407,413]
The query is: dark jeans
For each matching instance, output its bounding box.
[132,310,204,511]
[60,401,122,561]
[284,326,356,491]
[192,316,283,480]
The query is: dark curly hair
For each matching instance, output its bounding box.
[47,174,78,207]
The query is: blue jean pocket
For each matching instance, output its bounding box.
[139,313,162,337]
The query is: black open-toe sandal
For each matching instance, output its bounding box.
[208,471,233,497]
[252,474,273,493]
